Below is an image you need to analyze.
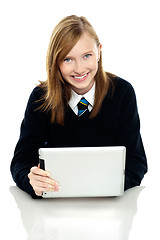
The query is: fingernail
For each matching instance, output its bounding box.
[31,166,37,172]
[56,185,61,190]
[46,172,51,177]
[54,182,59,187]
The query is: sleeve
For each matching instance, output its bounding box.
[10,87,48,198]
[116,82,148,190]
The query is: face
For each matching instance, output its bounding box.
[59,32,102,95]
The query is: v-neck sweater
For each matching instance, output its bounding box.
[11,76,147,198]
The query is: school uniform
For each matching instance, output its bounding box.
[10,76,147,198]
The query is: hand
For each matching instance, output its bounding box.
[28,164,60,196]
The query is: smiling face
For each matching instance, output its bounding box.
[59,32,102,95]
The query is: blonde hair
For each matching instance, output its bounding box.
[39,15,115,125]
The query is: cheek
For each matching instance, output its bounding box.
[59,64,70,77]
[87,58,98,70]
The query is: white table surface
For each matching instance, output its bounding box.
[2,179,160,240]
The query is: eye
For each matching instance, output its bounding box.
[84,54,92,59]
[64,58,72,63]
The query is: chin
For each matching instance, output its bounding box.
[72,80,94,94]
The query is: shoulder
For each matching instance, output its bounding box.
[111,76,136,100]
[104,75,137,108]
[29,85,45,101]
[113,76,134,92]
[28,82,47,104]
[25,85,46,113]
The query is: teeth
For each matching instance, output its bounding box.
[73,74,87,79]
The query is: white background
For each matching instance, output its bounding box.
[0,0,160,238]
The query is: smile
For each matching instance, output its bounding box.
[71,72,89,81]
[73,73,87,79]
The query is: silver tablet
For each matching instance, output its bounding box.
[39,146,126,198]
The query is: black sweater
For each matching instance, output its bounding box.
[10,77,147,198]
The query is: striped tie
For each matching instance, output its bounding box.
[78,97,89,117]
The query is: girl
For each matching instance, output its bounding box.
[11,15,147,198]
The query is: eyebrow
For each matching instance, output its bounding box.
[65,51,94,59]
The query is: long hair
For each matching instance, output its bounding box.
[39,15,115,125]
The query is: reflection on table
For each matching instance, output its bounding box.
[10,186,144,240]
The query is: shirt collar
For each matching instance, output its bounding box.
[68,82,95,110]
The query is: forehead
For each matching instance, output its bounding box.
[66,32,97,56]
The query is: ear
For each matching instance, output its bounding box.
[97,43,102,60]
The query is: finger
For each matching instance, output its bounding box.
[32,174,59,187]
[29,173,60,191]
[28,167,60,195]
[34,184,60,195]
[31,166,51,177]
[31,177,58,190]
[34,185,56,197]
[30,167,60,187]
[35,189,43,196]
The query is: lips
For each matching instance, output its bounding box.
[73,73,87,79]
[71,72,89,81]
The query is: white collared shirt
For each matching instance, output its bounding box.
[68,82,95,115]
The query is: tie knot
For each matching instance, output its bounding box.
[78,97,89,117]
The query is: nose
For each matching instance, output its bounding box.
[73,60,85,75]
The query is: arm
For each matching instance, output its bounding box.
[116,82,147,190]
[10,87,58,198]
